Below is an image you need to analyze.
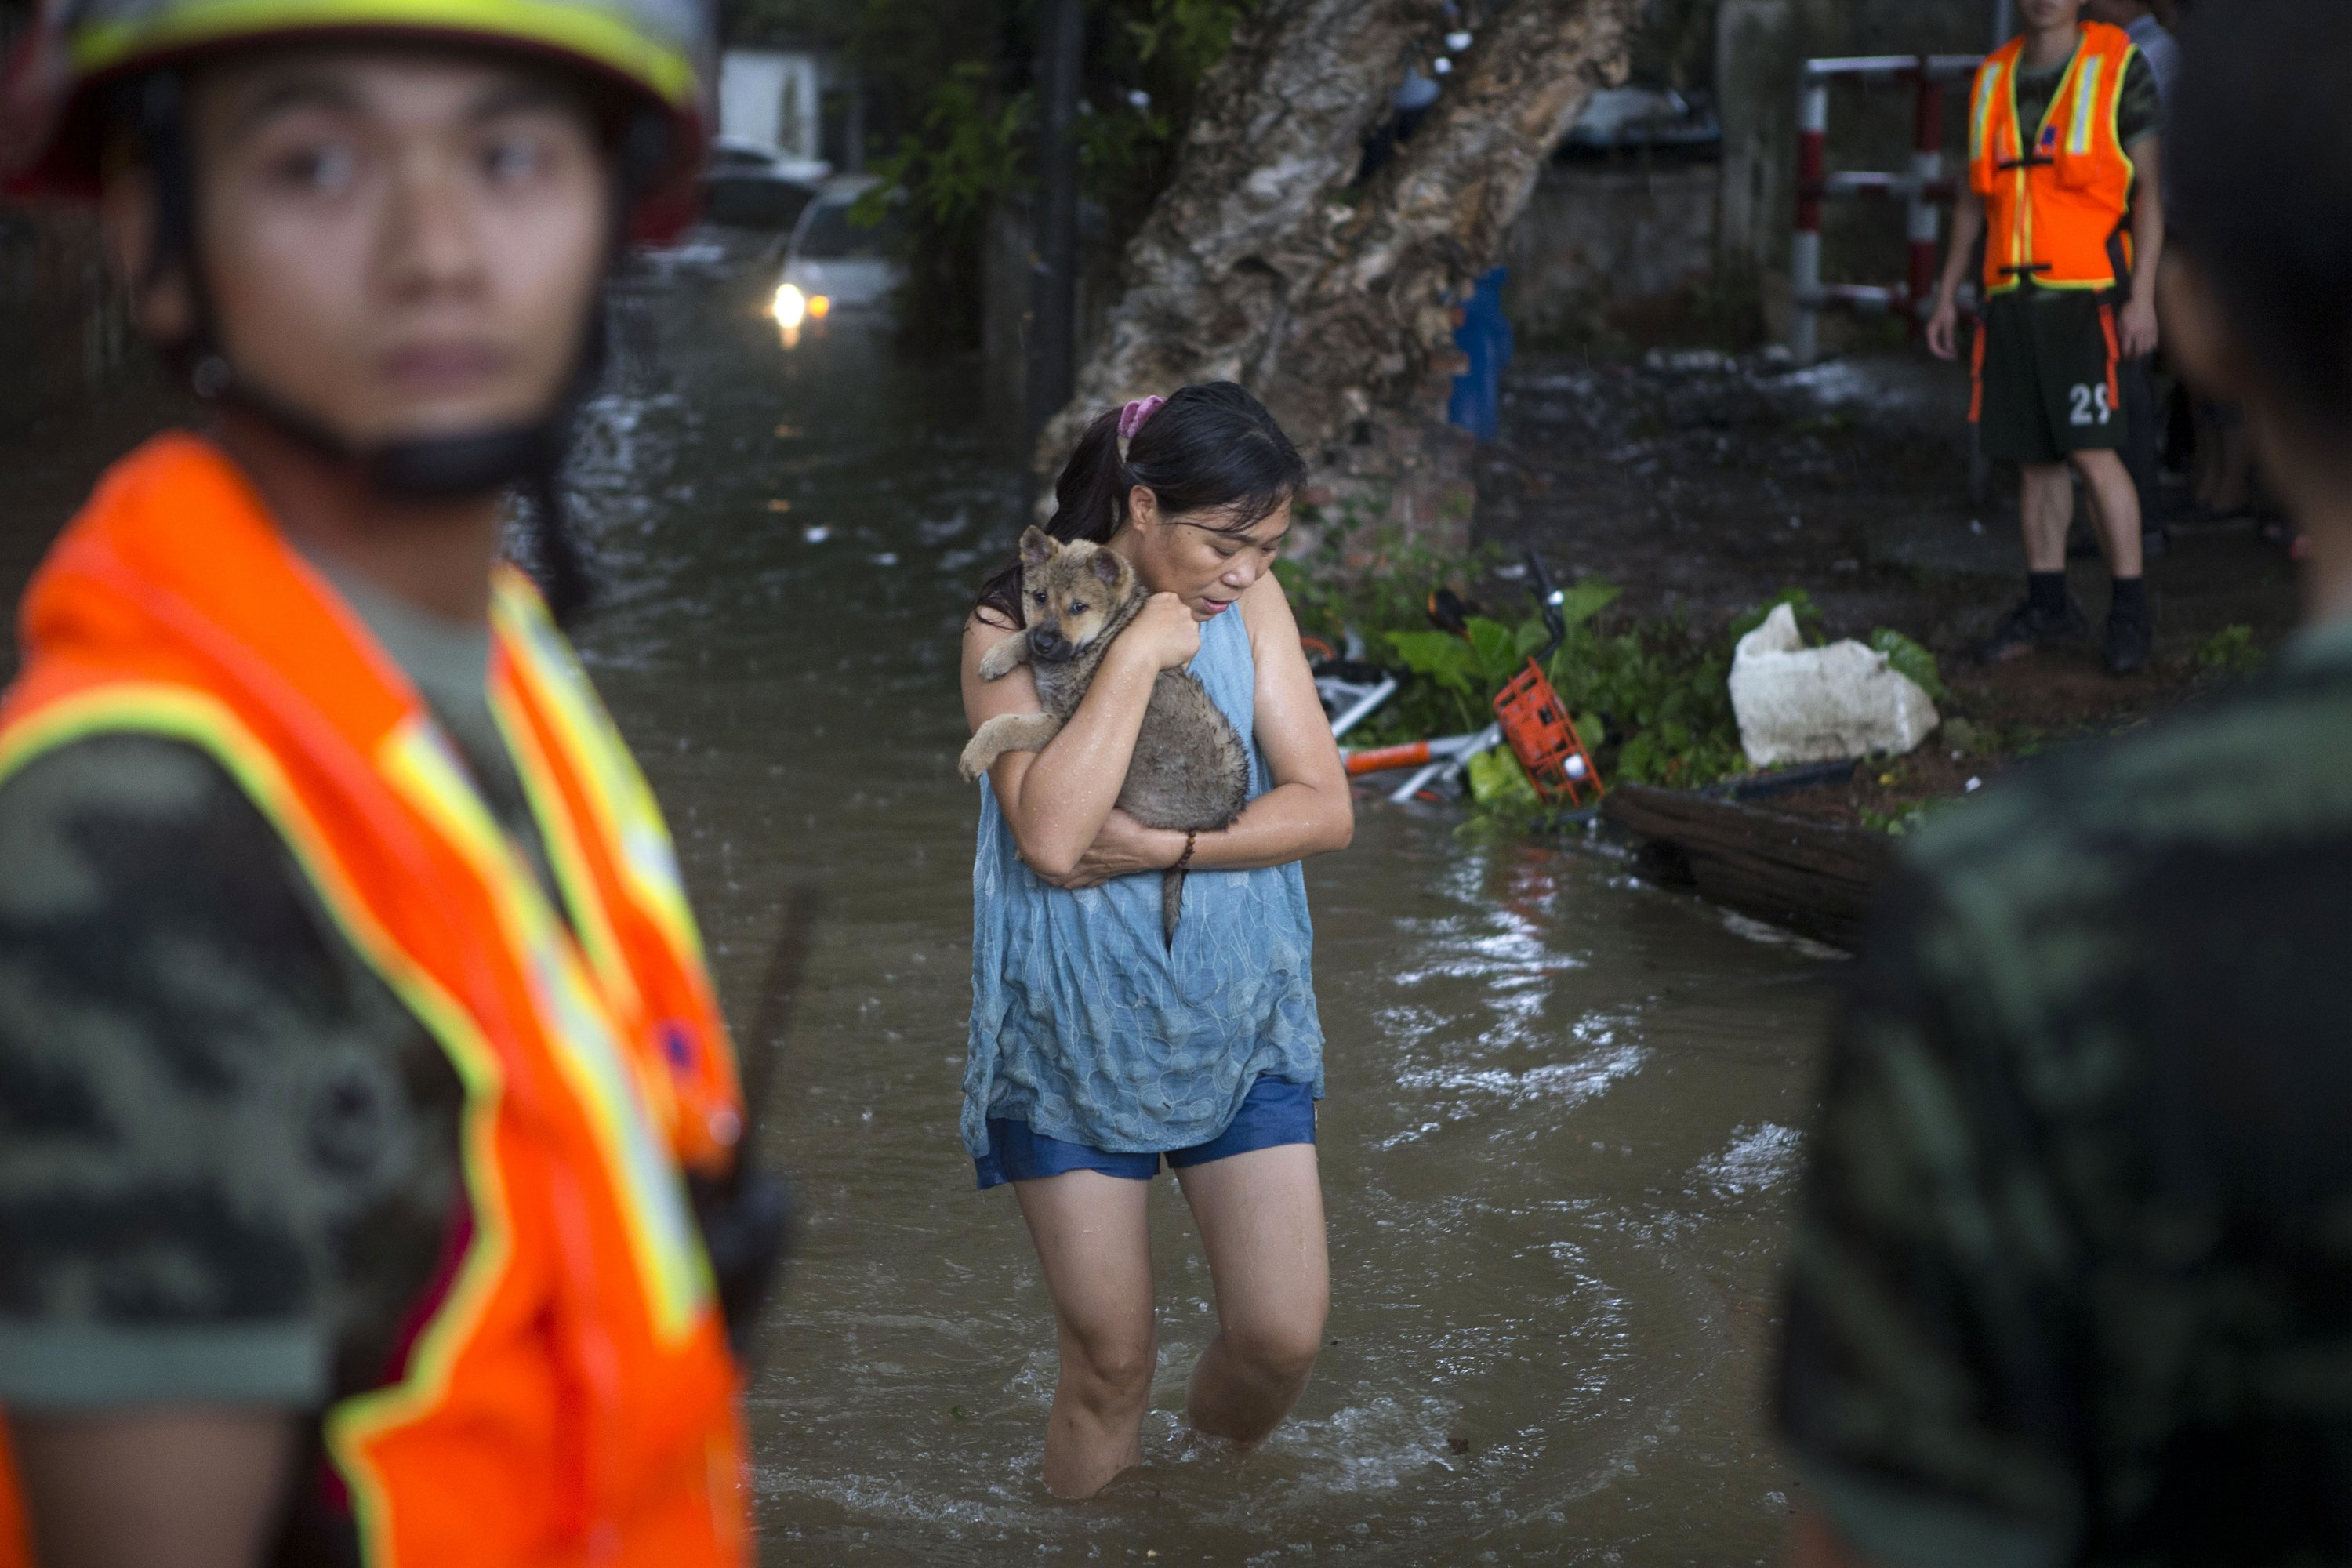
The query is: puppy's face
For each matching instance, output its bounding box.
[1018,527,1135,663]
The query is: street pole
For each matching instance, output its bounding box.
[1992,0,2013,46]
[1026,0,1083,452]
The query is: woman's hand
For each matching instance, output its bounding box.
[1032,808,1185,889]
[1116,593,1203,672]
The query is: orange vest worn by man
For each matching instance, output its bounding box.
[1969,20,2142,295]
[0,0,780,1561]
[0,438,750,1563]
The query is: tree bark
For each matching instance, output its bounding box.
[1040,0,1642,546]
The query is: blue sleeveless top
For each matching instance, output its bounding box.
[963,604,1325,1157]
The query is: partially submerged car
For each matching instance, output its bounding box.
[771,176,909,327]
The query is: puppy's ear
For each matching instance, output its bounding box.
[1018,527,1057,568]
[1089,550,1127,587]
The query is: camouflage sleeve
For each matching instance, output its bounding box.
[1776,866,2085,1568]
[0,735,429,1411]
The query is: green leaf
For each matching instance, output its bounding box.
[1466,746,1539,807]
[1465,617,1519,683]
[1730,587,1824,644]
[1866,628,1948,702]
[1513,618,1550,660]
[1554,580,1619,631]
[2194,623,2260,674]
[1386,630,1478,694]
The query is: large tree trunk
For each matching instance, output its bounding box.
[1040,0,1641,551]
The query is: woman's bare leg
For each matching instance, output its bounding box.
[1012,1171,1156,1497]
[1174,1143,1330,1445]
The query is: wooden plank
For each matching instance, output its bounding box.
[1602,782,1896,949]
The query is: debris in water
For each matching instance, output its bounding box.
[802,524,831,543]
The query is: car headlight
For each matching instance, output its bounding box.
[772,281,807,328]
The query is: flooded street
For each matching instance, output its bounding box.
[574,267,1834,1563]
[2,260,1835,1563]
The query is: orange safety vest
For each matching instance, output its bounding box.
[1967,22,2141,295]
[0,434,750,1566]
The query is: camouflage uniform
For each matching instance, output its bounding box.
[0,565,554,1416]
[1778,620,2352,1566]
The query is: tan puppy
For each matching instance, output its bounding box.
[961,528,1249,943]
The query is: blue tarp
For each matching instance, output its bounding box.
[1447,267,1513,444]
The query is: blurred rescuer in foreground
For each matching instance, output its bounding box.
[1777,2,2352,1563]
[0,0,785,1563]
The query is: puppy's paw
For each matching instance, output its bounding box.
[957,735,1000,783]
[978,638,1027,682]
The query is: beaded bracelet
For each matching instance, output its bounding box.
[1176,829,1198,872]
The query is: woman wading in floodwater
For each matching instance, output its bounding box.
[960,383,1352,1497]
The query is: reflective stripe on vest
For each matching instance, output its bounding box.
[379,713,711,1343]
[0,434,747,1566]
[1967,23,2140,294]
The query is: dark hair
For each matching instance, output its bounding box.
[976,381,1306,628]
[2169,0,2352,434]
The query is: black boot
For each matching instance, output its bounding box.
[2107,578,2153,675]
[1978,573,2089,664]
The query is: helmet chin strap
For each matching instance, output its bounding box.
[131,69,656,629]
[194,342,599,624]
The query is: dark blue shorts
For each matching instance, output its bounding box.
[973,1076,1316,1190]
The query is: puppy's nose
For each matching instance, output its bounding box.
[1029,626,1070,660]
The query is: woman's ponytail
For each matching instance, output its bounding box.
[977,408,1129,628]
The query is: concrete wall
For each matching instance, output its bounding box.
[1502,158,1721,347]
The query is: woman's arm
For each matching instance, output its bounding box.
[1189,569,1353,870]
[1059,572,1351,884]
[960,598,1200,881]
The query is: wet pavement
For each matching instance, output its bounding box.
[0,257,1838,1563]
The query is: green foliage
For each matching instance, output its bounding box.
[1867,627,1948,702]
[1729,586,1824,644]
[819,0,1253,342]
[2195,623,2261,676]
[1860,800,1945,837]
[1465,746,1539,808]
[1125,0,1249,78]
[858,62,1031,232]
[1542,615,1745,788]
[1287,512,1769,800]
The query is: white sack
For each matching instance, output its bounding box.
[1727,604,1940,768]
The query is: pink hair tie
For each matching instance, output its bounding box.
[1116,395,1165,451]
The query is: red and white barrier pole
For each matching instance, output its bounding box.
[1906,59,1946,332]
[1791,74,1830,365]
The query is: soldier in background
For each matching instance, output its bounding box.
[1779,0,2352,1561]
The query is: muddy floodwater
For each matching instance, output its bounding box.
[4,259,1838,1564]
